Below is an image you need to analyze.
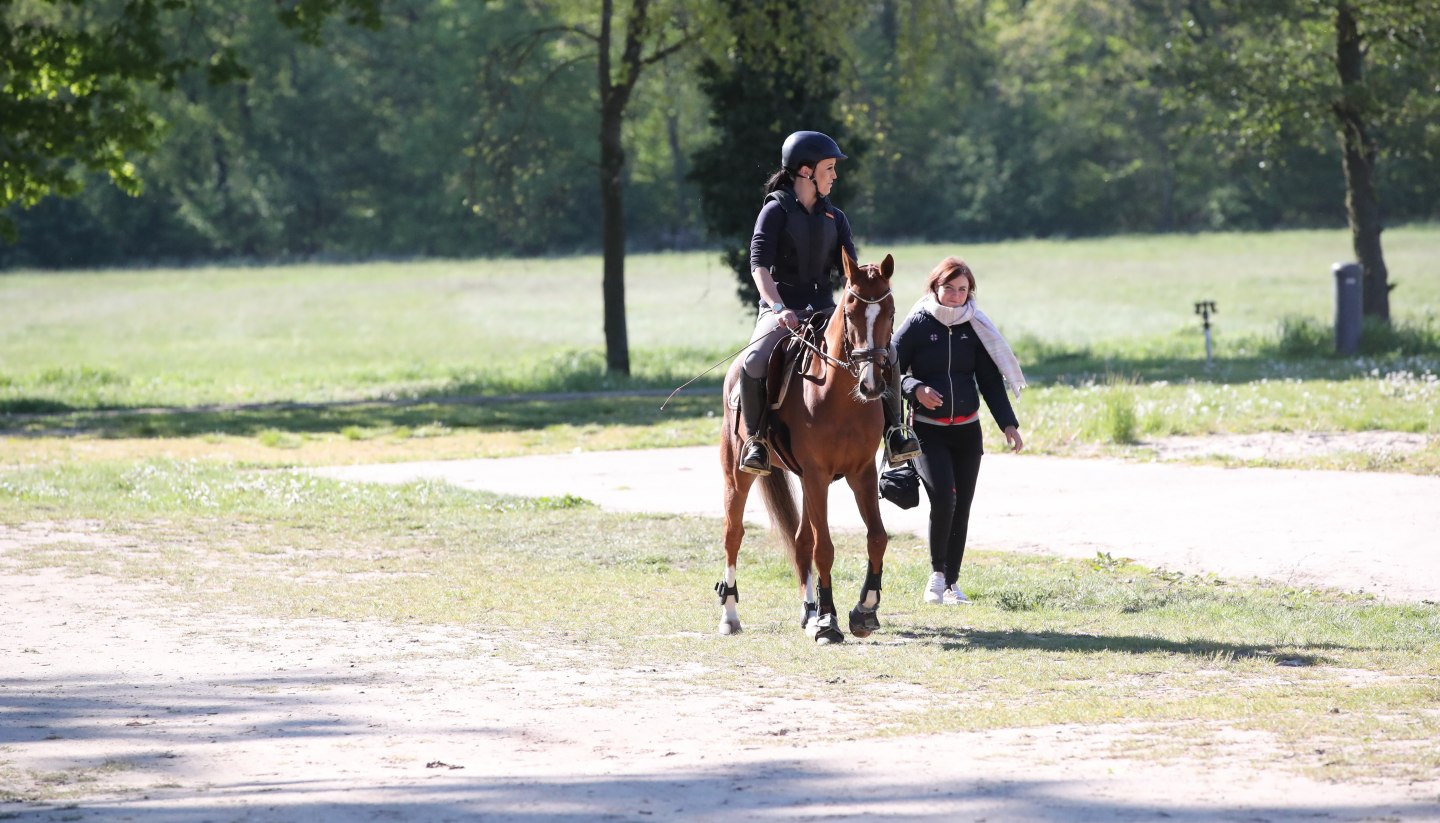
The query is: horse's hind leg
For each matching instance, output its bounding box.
[845,469,888,638]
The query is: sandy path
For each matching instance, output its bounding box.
[6,448,1440,820]
[5,566,1439,822]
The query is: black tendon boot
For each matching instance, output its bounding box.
[849,567,883,638]
[738,371,771,476]
[810,585,844,644]
[884,370,921,466]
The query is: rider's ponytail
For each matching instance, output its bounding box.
[763,167,796,196]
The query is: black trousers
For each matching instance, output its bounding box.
[913,421,983,585]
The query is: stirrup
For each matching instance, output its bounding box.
[738,436,771,476]
[884,426,921,467]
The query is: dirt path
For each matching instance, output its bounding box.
[5,563,1439,822]
[6,446,1440,820]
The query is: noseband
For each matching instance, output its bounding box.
[840,284,893,376]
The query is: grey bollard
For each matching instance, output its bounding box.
[1333,262,1362,356]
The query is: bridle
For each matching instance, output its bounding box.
[789,278,894,380]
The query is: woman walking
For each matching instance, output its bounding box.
[893,256,1025,604]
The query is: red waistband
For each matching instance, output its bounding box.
[924,411,979,425]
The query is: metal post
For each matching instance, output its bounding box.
[1194,301,1217,365]
[1333,262,1362,356]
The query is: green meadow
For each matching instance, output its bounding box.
[2,228,1439,790]
[3,226,1438,471]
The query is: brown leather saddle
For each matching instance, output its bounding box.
[727,312,831,476]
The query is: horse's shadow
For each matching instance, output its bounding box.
[890,624,1336,666]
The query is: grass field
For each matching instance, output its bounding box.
[3,226,1438,472]
[3,229,1439,794]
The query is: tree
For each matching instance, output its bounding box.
[483,1,706,375]
[1163,1,1440,321]
[0,0,381,241]
[592,0,704,374]
[688,0,863,307]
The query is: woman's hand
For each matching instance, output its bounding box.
[1004,426,1024,453]
[777,308,799,331]
[915,384,943,410]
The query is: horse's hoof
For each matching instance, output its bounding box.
[848,606,880,638]
[718,619,742,636]
[810,613,844,645]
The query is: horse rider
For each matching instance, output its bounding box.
[737,129,921,476]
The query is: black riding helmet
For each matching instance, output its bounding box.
[781,130,847,174]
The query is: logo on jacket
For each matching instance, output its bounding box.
[958,333,969,340]
[929,333,939,342]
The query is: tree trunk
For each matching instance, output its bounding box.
[1333,3,1390,321]
[598,0,630,375]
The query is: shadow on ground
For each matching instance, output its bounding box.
[0,391,718,440]
[4,757,1433,822]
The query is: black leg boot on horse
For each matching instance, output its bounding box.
[808,585,845,645]
[849,566,883,637]
[737,371,772,476]
[884,367,921,467]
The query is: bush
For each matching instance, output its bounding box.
[1273,315,1440,359]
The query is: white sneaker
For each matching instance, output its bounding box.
[924,572,946,604]
[943,584,971,605]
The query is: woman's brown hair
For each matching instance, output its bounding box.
[925,256,975,297]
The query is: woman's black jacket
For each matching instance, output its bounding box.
[893,308,1019,431]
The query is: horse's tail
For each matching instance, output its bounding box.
[757,471,803,577]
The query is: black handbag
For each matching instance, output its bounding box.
[878,463,920,509]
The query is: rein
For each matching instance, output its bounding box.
[791,285,894,379]
[658,282,893,409]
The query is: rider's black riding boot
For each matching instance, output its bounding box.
[884,369,921,467]
[738,371,771,476]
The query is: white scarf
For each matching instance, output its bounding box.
[913,295,1027,398]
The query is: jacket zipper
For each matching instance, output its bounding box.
[946,325,956,419]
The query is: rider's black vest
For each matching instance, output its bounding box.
[766,188,838,310]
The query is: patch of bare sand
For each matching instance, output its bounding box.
[3,531,1439,821]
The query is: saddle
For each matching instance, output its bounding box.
[727,312,831,476]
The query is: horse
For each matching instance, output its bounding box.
[716,251,896,644]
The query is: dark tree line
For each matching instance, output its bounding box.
[6,0,1440,337]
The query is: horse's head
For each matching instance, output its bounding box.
[838,250,896,402]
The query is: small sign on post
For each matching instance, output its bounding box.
[1195,301,1217,365]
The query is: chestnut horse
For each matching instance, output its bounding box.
[717,252,895,644]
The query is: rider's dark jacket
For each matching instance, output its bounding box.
[749,186,857,312]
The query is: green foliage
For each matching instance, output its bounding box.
[1101,376,1140,445]
[0,0,382,241]
[6,1,1440,268]
[1276,315,1440,359]
[688,0,865,305]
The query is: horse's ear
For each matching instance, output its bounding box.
[841,248,859,282]
[880,254,895,280]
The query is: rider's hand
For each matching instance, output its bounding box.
[777,308,799,330]
[916,384,943,410]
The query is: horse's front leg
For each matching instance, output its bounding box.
[718,449,755,636]
[845,465,888,638]
[800,473,844,645]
